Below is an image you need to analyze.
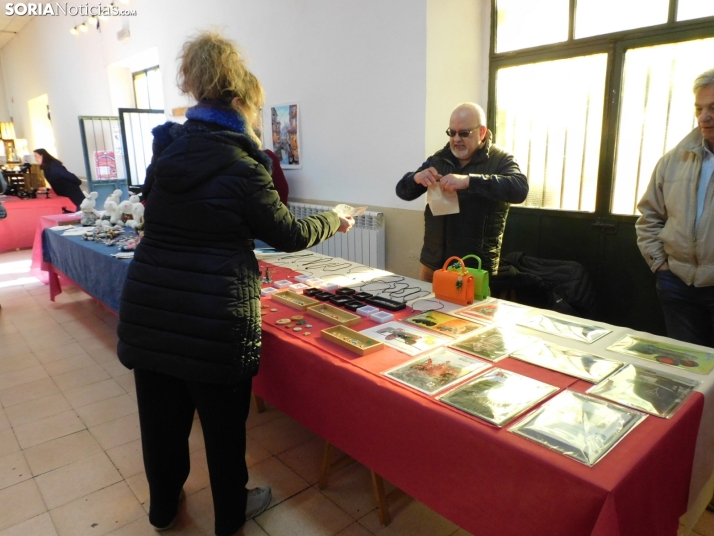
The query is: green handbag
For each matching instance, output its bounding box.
[449,254,490,300]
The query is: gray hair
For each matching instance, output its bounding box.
[693,68,714,94]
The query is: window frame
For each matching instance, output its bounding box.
[132,65,161,111]
[488,0,714,221]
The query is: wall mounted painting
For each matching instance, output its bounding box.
[269,103,301,169]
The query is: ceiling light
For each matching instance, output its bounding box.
[69,26,78,35]
[79,22,88,32]
[88,16,97,25]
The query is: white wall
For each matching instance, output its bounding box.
[0,0,490,210]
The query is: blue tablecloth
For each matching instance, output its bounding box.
[42,228,133,313]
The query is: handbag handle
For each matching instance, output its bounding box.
[442,256,468,275]
[461,254,482,271]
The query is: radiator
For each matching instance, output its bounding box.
[288,202,386,269]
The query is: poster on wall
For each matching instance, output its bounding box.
[269,103,301,169]
[93,151,118,180]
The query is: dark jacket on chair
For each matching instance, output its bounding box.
[117,102,340,385]
[396,132,528,275]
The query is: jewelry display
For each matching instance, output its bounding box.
[410,299,446,313]
[322,325,383,355]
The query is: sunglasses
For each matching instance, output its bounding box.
[445,127,481,138]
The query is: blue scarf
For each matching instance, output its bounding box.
[185,101,250,134]
[151,100,272,172]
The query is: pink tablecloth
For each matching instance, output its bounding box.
[29,212,81,284]
[0,196,75,253]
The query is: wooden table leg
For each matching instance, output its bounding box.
[371,471,391,526]
[252,394,266,413]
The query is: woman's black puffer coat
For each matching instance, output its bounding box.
[117,120,340,384]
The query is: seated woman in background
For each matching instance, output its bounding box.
[33,148,84,210]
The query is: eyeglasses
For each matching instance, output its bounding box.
[445,127,481,138]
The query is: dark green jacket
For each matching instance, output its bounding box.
[396,132,527,274]
[118,119,339,384]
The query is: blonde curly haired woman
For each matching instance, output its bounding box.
[117,31,353,535]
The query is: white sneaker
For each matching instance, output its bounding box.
[245,486,272,520]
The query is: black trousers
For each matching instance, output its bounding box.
[134,368,252,536]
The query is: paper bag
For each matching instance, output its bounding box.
[427,186,460,216]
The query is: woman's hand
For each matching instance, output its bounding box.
[338,216,355,233]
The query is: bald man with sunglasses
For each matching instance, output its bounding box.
[396,102,528,282]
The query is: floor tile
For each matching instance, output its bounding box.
[23,430,104,476]
[26,331,76,353]
[105,514,204,536]
[14,410,86,449]
[106,439,143,479]
[247,402,285,430]
[101,360,131,378]
[15,317,63,332]
[358,493,458,536]
[4,393,71,428]
[249,414,316,455]
[63,378,126,408]
[0,480,47,532]
[60,318,116,342]
[278,435,333,485]
[255,486,354,536]
[0,408,9,431]
[694,509,714,536]
[247,456,311,507]
[0,512,57,536]
[0,428,20,457]
[0,377,59,408]
[89,412,141,450]
[33,342,89,364]
[0,451,32,490]
[0,352,40,375]
[46,304,97,324]
[113,372,135,393]
[124,472,150,511]
[320,462,380,519]
[0,341,32,361]
[0,365,48,391]
[336,523,374,536]
[85,346,120,364]
[181,487,215,535]
[51,364,111,392]
[49,481,145,536]
[77,336,117,354]
[247,436,273,468]
[43,354,98,377]
[75,394,137,428]
[243,520,270,536]
[188,419,206,453]
[36,452,122,509]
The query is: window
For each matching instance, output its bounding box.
[132,66,164,110]
[490,0,714,216]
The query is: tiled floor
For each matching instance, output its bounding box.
[0,248,713,536]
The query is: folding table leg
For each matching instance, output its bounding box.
[252,394,266,413]
[371,471,391,526]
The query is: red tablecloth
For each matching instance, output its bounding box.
[0,196,75,253]
[253,263,704,536]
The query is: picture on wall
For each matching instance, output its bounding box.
[269,103,301,169]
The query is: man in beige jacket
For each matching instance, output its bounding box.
[636,67,714,347]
